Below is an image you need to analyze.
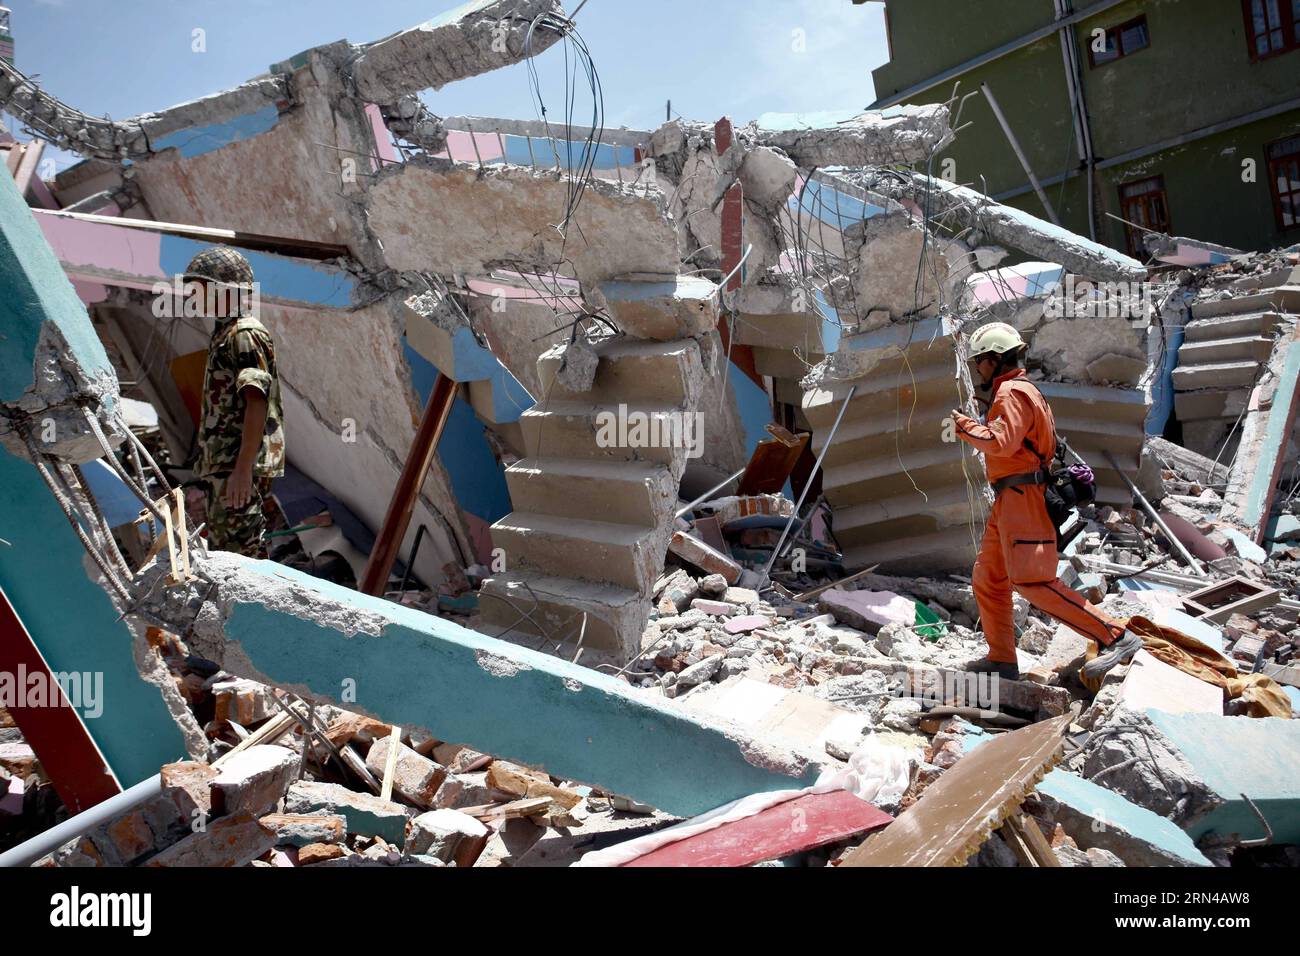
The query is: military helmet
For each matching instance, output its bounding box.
[182,246,254,286]
[968,322,1026,360]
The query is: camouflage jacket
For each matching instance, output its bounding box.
[197,316,285,478]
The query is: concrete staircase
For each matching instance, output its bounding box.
[478,337,704,665]
[1173,309,1288,457]
[803,328,1149,575]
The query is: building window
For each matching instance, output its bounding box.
[1087,14,1150,67]
[1242,0,1300,59]
[1119,175,1171,257]
[1268,136,1300,230]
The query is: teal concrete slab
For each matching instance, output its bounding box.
[1038,768,1211,866]
[202,558,823,817]
[1145,710,1300,844]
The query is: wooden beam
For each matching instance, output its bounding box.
[359,373,458,595]
[31,208,351,261]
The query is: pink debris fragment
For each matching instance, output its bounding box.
[724,615,770,635]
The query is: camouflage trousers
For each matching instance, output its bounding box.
[205,475,276,559]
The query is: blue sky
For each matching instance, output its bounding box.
[5,0,889,172]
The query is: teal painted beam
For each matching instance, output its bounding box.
[1038,768,1211,867]
[183,554,823,817]
[1145,710,1300,845]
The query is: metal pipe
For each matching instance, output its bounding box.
[1103,450,1209,577]
[764,385,857,574]
[675,467,745,519]
[0,774,161,868]
[980,82,1061,226]
[359,374,458,595]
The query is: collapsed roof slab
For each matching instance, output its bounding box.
[751,104,954,168]
[872,172,1146,284]
[348,0,568,103]
[367,160,680,289]
[145,551,825,817]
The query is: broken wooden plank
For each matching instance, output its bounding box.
[840,715,1071,867]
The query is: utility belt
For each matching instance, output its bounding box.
[990,469,1049,495]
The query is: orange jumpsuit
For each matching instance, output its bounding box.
[954,370,1127,664]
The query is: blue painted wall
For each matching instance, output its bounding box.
[150,104,281,159]
[158,235,356,309]
[403,338,512,525]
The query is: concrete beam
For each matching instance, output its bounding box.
[752,105,954,168]
[350,0,568,103]
[144,552,823,816]
[872,172,1146,283]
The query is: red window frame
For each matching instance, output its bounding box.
[1119,175,1171,257]
[1241,0,1300,61]
[1267,135,1300,232]
[1087,14,1151,68]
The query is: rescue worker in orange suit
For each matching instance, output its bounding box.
[950,323,1142,681]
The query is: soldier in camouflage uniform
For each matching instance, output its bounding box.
[185,246,285,558]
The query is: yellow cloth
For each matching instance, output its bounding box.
[1080,615,1292,719]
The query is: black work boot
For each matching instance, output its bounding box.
[965,656,1020,681]
[1081,630,1143,681]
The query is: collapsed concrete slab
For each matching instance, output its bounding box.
[1035,769,1212,867]
[0,170,200,792]
[1077,708,1300,844]
[348,0,567,103]
[137,551,824,817]
[750,105,955,168]
[863,171,1147,283]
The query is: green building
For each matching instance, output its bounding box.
[863,0,1300,255]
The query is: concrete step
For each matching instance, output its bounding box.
[843,526,979,576]
[1188,289,1300,320]
[832,483,977,543]
[811,393,953,466]
[803,379,960,432]
[752,344,824,379]
[519,400,688,472]
[1171,360,1260,391]
[536,338,700,405]
[504,457,676,528]
[1183,311,1283,343]
[821,446,967,502]
[1177,335,1274,366]
[597,275,719,341]
[478,571,649,662]
[1174,388,1250,423]
[488,511,663,594]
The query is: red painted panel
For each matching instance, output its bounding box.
[0,587,121,813]
[623,790,891,867]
